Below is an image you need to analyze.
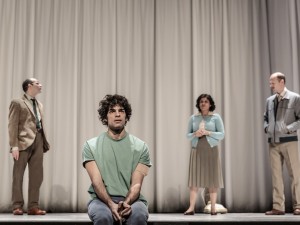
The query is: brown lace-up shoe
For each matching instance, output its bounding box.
[265,209,285,215]
[27,208,46,215]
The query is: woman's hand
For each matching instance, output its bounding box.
[195,129,210,137]
[194,130,203,137]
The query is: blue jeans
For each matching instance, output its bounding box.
[87,197,148,225]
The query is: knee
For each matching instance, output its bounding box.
[88,203,113,225]
[128,209,148,225]
[89,212,113,225]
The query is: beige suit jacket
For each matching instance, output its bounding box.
[8,94,50,152]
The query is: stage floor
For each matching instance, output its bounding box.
[1,213,300,224]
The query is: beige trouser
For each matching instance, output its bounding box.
[12,132,44,210]
[269,141,300,211]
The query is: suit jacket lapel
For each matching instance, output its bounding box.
[22,94,36,118]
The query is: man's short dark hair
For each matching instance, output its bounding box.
[22,78,34,92]
[98,94,132,125]
[195,94,216,112]
[276,73,286,84]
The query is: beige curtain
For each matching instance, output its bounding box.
[1,0,300,213]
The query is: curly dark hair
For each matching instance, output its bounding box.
[195,94,216,112]
[98,94,132,125]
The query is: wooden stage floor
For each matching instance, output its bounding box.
[1,213,300,224]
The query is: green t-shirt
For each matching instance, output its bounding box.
[82,132,152,205]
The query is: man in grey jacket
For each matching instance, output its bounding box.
[264,72,300,215]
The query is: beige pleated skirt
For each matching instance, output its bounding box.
[188,137,224,188]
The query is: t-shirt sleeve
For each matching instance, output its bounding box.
[82,141,95,167]
[139,143,152,167]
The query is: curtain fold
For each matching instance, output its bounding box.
[1,0,300,213]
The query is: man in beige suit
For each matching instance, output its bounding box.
[8,78,50,215]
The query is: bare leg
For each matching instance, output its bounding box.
[209,188,217,214]
[184,187,198,214]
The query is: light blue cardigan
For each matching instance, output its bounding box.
[187,113,225,148]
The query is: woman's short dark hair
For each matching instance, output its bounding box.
[195,94,216,112]
[98,94,132,125]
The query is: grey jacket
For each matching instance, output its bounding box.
[264,89,300,143]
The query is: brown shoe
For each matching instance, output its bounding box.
[27,208,46,215]
[294,208,300,215]
[13,208,23,215]
[265,209,285,215]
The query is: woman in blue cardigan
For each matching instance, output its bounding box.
[184,94,225,215]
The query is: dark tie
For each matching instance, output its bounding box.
[31,99,41,130]
[274,96,279,119]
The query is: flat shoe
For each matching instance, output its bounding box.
[184,211,195,215]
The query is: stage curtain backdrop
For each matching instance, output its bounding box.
[0,0,300,213]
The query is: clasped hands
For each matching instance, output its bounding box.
[194,128,210,137]
[111,201,131,222]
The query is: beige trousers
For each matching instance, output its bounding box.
[269,141,300,211]
[12,132,44,210]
